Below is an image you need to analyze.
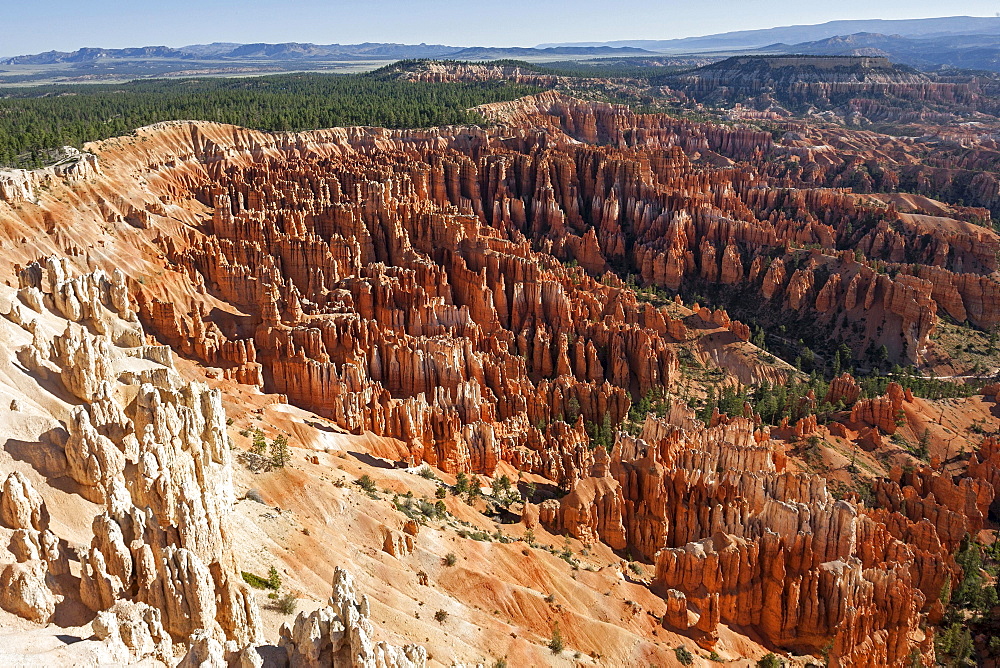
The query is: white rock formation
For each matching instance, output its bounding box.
[65,406,125,503]
[3,258,262,649]
[0,560,59,623]
[0,471,50,531]
[177,629,228,668]
[279,567,426,668]
[93,599,173,664]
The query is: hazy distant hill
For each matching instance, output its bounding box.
[759,32,1000,72]
[216,42,464,60]
[446,46,651,59]
[538,16,1000,52]
[0,42,649,65]
[3,46,189,64]
[0,42,462,64]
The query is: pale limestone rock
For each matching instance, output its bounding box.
[5,299,26,327]
[39,528,68,576]
[9,528,42,562]
[214,570,265,646]
[80,546,124,612]
[0,471,50,531]
[109,268,135,320]
[91,512,133,587]
[42,256,68,296]
[126,379,234,563]
[381,527,414,558]
[232,644,264,668]
[65,406,125,503]
[15,331,48,380]
[17,286,44,313]
[9,528,67,576]
[177,628,227,668]
[88,381,133,447]
[50,323,114,401]
[148,546,220,640]
[18,256,132,327]
[0,559,58,623]
[279,567,426,668]
[93,599,173,664]
[11,260,262,648]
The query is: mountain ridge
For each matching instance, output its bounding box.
[536,15,1000,51]
[757,31,1000,71]
[0,42,652,65]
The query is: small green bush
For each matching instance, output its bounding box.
[357,475,377,494]
[757,653,783,668]
[674,645,694,666]
[444,552,457,567]
[241,568,280,591]
[417,498,436,519]
[276,592,297,615]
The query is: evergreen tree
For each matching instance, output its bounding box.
[251,429,267,456]
[270,434,290,468]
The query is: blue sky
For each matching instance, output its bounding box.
[4,0,1000,56]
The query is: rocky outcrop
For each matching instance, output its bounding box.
[0,473,62,624]
[93,600,174,664]
[0,150,100,204]
[0,560,59,623]
[539,446,627,549]
[873,462,993,552]
[968,436,1000,512]
[382,527,414,558]
[851,382,908,435]
[279,567,426,668]
[826,373,861,407]
[0,471,50,531]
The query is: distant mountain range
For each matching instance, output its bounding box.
[6,15,1000,82]
[537,16,1000,73]
[538,16,1000,52]
[0,42,651,65]
[756,32,1000,72]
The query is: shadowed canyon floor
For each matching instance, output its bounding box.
[0,91,998,666]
